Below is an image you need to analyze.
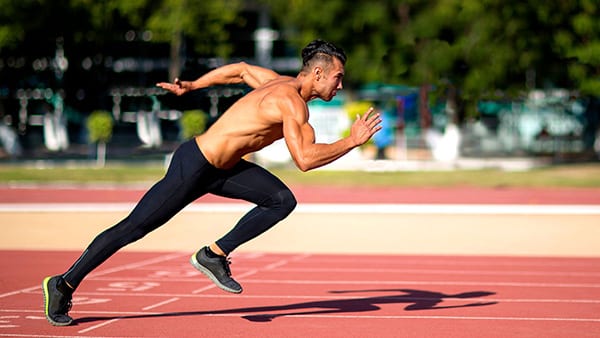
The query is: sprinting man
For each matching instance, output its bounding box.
[42,39,381,326]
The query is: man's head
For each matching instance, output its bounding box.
[301,39,346,71]
[300,39,346,101]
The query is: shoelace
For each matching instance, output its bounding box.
[55,278,73,315]
[64,300,73,314]
[219,257,233,276]
[58,290,73,314]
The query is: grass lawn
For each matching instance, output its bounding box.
[1,162,599,188]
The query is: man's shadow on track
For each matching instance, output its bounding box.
[75,288,497,324]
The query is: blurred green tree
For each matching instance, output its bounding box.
[0,0,242,80]
[180,109,207,140]
[551,0,600,95]
[261,0,600,121]
[68,0,242,80]
[87,110,113,167]
[1,0,598,118]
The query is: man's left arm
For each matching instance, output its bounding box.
[283,104,381,172]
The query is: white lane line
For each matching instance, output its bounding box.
[78,317,122,334]
[287,257,600,268]
[88,252,188,279]
[2,203,600,215]
[0,286,40,299]
[94,267,600,278]
[40,292,600,304]
[1,253,187,300]
[191,284,217,294]
[191,255,308,294]
[74,276,600,289]
[239,279,600,288]
[0,252,188,334]
[5,288,600,306]
[19,292,600,304]
[260,253,311,272]
[142,297,180,311]
[273,267,600,277]
[4,308,599,323]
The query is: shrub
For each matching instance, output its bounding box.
[87,110,113,144]
[180,110,208,140]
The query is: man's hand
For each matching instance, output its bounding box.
[156,78,190,96]
[350,107,382,146]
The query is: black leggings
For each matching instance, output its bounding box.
[62,139,297,289]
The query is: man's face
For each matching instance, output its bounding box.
[316,58,345,101]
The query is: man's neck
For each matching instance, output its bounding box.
[296,73,316,102]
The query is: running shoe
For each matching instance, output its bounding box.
[190,247,243,294]
[42,275,73,326]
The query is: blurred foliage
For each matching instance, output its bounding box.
[142,0,242,56]
[265,1,598,91]
[261,0,600,118]
[0,0,598,113]
[180,109,208,140]
[344,101,374,120]
[0,0,242,80]
[341,101,375,145]
[86,110,113,143]
[75,0,241,56]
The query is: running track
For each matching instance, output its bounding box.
[1,185,599,337]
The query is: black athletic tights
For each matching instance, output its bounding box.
[62,139,297,289]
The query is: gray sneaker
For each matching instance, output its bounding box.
[42,275,73,326]
[190,247,243,294]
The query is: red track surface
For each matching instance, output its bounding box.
[1,185,600,204]
[1,185,600,337]
[4,250,600,337]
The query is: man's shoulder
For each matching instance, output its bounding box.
[255,79,307,116]
[263,75,298,88]
[260,78,302,99]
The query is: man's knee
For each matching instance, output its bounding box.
[274,189,297,215]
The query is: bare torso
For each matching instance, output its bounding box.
[195,76,306,169]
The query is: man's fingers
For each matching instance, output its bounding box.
[366,112,382,127]
[362,107,374,121]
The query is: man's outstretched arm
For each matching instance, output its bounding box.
[156,62,279,95]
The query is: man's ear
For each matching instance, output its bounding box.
[314,66,322,80]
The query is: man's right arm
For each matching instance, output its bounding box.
[156,62,279,95]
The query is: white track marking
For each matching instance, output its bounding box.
[87,252,188,279]
[78,318,123,334]
[142,297,180,311]
[0,286,39,299]
[190,254,308,294]
[240,279,600,288]
[67,276,600,289]
[87,266,600,278]
[8,291,600,304]
[3,309,599,324]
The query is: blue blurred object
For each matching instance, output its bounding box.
[373,108,394,149]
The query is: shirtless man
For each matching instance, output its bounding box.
[42,39,381,326]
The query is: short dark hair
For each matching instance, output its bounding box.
[301,39,346,72]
